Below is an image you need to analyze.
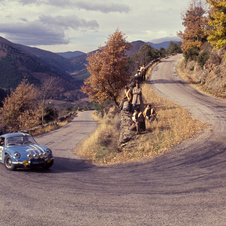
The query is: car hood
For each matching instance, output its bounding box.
[8,144,48,155]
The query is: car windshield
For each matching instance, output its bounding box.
[6,135,37,146]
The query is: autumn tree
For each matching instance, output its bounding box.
[206,0,226,50]
[0,79,42,132]
[37,76,63,123]
[177,0,208,60]
[82,29,132,105]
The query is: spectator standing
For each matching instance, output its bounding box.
[132,81,142,113]
[119,86,132,111]
[139,64,146,81]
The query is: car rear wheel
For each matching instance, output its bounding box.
[4,154,17,171]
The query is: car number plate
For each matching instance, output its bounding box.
[32,161,44,165]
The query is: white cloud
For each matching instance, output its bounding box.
[0,22,68,45]
[0,16,99,45]
[74,1,130,13]
[0,0,187,52]
[39,15,99,30]
[18,0,40,4]
[17,0,131,13]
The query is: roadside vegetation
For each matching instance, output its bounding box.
[176,57,226,100]
[177,0,226,100]
[0,79,85,135]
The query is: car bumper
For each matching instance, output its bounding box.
[12,157,54,167]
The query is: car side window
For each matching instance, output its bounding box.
[0,137,5,146]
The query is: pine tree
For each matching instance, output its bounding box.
[82,29,131,105]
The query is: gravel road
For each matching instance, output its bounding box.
[1,55,226,226]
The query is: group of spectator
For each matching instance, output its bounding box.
[134,65,146,82]
[119,65,157,135]
[131,104,157,134]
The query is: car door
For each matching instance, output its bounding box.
[0,137,5,163]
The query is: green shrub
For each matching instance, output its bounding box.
[184,48,200,62]
[197,51,210,68]
[43,106,58,123]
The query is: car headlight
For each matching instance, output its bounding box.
[44,153,48,158]
[39,153,44,158]
[14,152,20,159]
[27,153,33,159]
[33,153,39,159]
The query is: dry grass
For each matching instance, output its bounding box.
[75,111,119,164]
[74,60,206,165]
[29,123,59,136]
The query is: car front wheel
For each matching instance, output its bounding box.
[42,159,54,169]
[4,154,17,171]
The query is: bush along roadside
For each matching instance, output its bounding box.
[20,111,77,136]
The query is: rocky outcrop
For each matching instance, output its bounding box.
[117,109,133,151]
[183,48,226,98]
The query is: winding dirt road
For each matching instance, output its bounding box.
[1,55,226,225]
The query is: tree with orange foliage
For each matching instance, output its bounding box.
[177,0,208,60]
[82,29,131,105]
[0,79,42,132]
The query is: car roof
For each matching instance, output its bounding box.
[0,133,30,138]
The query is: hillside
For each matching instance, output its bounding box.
[126,41,146,56]
[68,40,181,82]
[16,43,75,75]
[147,41,170,49]
[0,37,76,93]
[0,36,180,95]
[0,88,7,107]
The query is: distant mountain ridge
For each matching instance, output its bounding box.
[0,36,181,96]
[56,40,178,59]
[56,51,85,59]
[0,36,76,93]
[148,41,171,49]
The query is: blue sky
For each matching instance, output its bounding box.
[0,0,188,53]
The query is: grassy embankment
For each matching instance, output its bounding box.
[75,60,206,165]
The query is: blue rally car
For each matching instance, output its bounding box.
[0,133,54,171]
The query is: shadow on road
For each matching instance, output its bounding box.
[147,79,189,85]
[0,156,97,174]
